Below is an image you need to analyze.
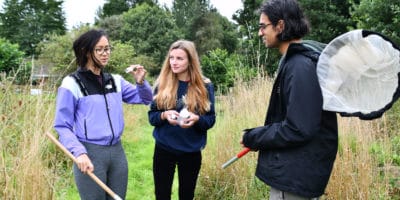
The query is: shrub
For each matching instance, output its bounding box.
[201,49,257,94]
[0,38,25,76]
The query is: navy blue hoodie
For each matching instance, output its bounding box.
[148,80,216,153]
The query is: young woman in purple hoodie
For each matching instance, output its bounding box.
[53,29,152,199]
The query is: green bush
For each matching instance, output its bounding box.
[201,49,257,94]
[0,38,25,76]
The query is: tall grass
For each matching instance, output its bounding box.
[0,79,58,199]
[326,117,393,199]
[197,74,272,200]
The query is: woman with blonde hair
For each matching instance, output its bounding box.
[148,40,216,200]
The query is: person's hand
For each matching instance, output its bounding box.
[127,64,147,85]
[76,154,94,174]
[240,130,257,151]
[161,110,180,126]
[240,130,248,148]
[179,111,199,128]
[240,140,247,148]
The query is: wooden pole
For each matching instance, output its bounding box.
[45,132,122,200]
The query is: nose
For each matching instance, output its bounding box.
[170,58,177,65]
[258,29,263,37]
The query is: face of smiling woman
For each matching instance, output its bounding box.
[169,48,190,81]
[87,36,111,75]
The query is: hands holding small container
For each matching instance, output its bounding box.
[125,64,147,85]
[161,108,199,128]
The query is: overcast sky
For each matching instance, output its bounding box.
[0,0,243,30]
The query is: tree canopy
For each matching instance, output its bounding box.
[98,0,156,18]
[118,3,183,75]
[351,0,400,44]
[0,0,66,56]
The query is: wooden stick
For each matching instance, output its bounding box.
[45,132,122,200]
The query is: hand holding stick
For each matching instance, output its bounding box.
[221,147,251,169]
[45,132,123,200]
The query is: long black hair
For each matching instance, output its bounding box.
[72,29,109,69]
[260,0,310,41]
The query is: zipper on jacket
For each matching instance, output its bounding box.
[102,78,115,146]
[84,119,88,139]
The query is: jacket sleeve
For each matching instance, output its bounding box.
[53,78,87,157]
[148,100,168,127]
[120,76,153,105]
[243,57,323,150]
[193,83,216,132]
[147,86,168,127]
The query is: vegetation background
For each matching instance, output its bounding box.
[1,0,400,199]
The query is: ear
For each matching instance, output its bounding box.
[276,20,285,34]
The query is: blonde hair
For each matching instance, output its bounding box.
[154,40,211,115]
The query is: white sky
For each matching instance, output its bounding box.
[0,0,243,30]
[63,0,106,29]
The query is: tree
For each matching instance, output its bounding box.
[172,0,210,37]
[201,48,257,93]
[97,15,124,40]
[299,0,355,43]
[351,0,400,44]
[36,26,91,78]
[0,38,25,75]
[98,0,156,18]
[191,11,238,56]
[118,3,183,75]
[0,0,23,53]
[172,0,238,56]
[0,0,66,56]
[233,0,279,75]
[105,40,136,79]
[101,0,132,17]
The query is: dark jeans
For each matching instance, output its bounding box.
[153,144,202,200]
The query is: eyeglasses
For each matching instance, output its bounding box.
[94,46,112,55]
[259,23,271,31]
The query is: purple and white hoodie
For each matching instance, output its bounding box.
[54,69,152,157]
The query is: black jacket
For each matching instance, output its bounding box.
[242,43,338,198]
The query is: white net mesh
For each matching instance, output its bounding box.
[317,30,400,114]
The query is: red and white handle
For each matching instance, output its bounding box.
[221,147,251,169]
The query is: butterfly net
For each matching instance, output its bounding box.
[317,30,400,119]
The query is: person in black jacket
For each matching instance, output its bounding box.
[241,0,338,199]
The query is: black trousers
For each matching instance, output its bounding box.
[153,144,202,200]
